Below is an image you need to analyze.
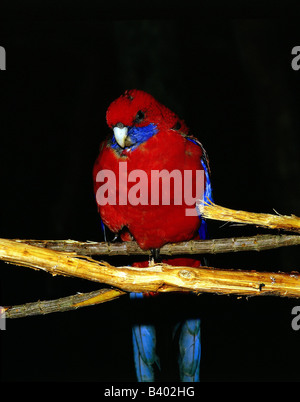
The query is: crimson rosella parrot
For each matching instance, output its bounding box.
[93,89,212,382]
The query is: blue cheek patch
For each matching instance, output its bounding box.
[110,123,158,151]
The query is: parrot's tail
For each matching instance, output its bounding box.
[177,318,201,382]
[130,292,160,382]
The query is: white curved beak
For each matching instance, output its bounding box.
[113,126,128,148]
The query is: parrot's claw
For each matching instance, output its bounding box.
[150,248,161,263]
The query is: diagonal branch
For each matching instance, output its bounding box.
[3,288,126,319]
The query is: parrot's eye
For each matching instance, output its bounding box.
[134,110,145,124]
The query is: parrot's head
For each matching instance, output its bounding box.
[106,89,188,150]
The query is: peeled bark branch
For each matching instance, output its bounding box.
[199,201,300,233]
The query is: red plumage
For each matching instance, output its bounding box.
[106,89,188,133]
[93,89,206,250]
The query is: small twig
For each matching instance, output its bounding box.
[12,234,300,256]
[199,201,300,233]
[4,288,126,319]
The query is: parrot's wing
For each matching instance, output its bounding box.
[100,219,107,242]
[185,135,213,240]
[199,156,212,240]
[99,219,119,242]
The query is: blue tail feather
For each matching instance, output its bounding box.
[130,292,159,382]
[132,323,158,382]
[178,318,201,382]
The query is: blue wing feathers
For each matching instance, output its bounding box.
[187,136,213,241]
[198,157,213,240]
[100,219,107,242]
[201,157,213,205]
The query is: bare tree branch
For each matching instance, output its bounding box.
[12,234,300,256]
[4,288,125,319]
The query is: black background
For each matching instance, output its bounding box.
[1,2,300,382]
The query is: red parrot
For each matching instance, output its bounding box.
[93,89,212,382]
[93,89,210,251]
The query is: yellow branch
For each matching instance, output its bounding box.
[199,201,300,232]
